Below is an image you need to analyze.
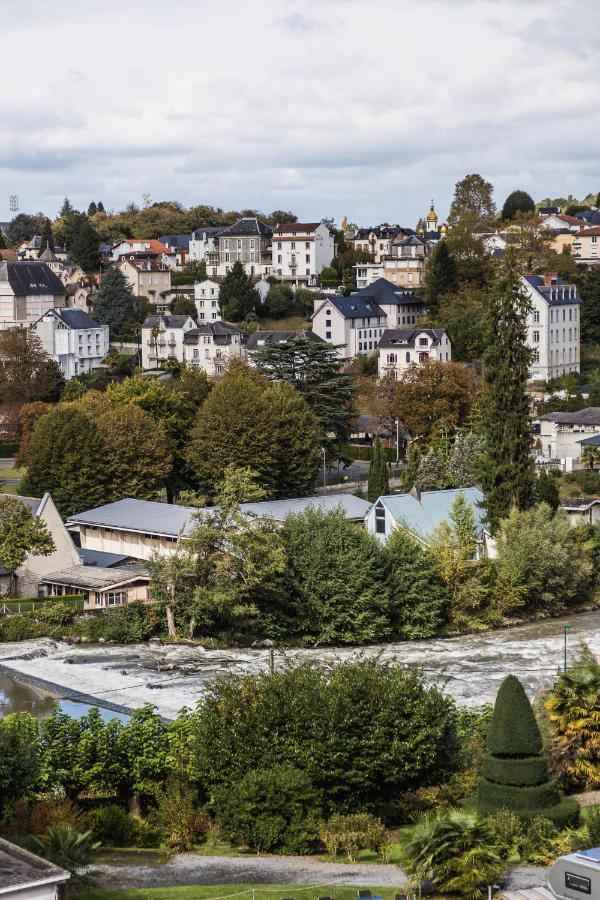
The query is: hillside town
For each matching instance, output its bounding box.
[2,0,600,898]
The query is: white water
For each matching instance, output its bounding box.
[0,610,598,718]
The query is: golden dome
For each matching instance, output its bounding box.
[426,200,438,223]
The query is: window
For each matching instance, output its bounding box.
[250,252,256,262]
[563,309,566,321]
[405,351,410,363]
[277,255,282,264]
[193,348,199,359]
[533,310,540,323]
[224,239,229,249]
[107,592,125,606]
[237,240,242,250]
[326,331,332,339]
[250,239,255,249]
[375,504,386,534]
[205,348,210,359]
[387,353,397,364]
[533,330,539,343]
[305,241,310,249]
[305,254,310,263]
[418,337,428,346]
[291,241,296,250]
[533,349,539,363]
[277,242,282,250]
[225,252,230,262]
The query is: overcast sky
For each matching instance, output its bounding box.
[2,0,599,227]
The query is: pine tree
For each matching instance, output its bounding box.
[72,219,101,272]
[87,202,98,217]
[219,261,260,320]
[92,267,136,333]
[368,435,389,502]
[534,469,559,512]
[386,526,448,638]
[60,197,74,218]
[477,675,579,827]
[480,254,535,531]
[39,218,54,254]
[424,241,458,317]
[97,201,105,213]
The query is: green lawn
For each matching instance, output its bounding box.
[255,316,310,332]
[0,464,25,495]
[86,885,401,900]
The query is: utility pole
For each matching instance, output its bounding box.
[319,445,327,493]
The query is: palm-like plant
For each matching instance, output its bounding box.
[29,825,100,891]
[546,646,600,790]
[399,809,503,900]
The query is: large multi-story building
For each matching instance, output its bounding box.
[215,217,272,277]
[183,321,244,376]
[522,274,580,381]
[31,308,109,380]
[188,226,223,275]
[312,278,424,359]
[382,234,427,287]
[141,314,196,369]
[572,227,600,265]
[194,278,221,322]
[0,261,65,328]
[271,222,335,285]
[117,257,172,305]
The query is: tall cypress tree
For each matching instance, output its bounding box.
[368,434,389,502]
[39,218,54,254]
[424,241,458,317]
[72,219,101,272]
[219,261,260,321]
[480,254,535,531]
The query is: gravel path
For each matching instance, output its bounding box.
[95,854,548,892]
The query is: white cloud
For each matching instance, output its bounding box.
[1,0,599,224]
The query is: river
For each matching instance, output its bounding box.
[0,609,598,718]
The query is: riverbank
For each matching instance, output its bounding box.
[0,609,599,718]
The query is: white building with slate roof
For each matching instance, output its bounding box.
[378,327,451,378]
[522,274,581,381]
[31,307,109,379]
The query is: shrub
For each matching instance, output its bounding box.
[84,804,134,847]
[584,806,600,847]
[152,779,208,851]
[131,816,162,848]
[319,813,387,862]
[214,767,321,854]
[486,808,524,859]
[35,602,78,626]
[81,602,157,643]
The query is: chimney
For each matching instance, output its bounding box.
[544,272,558,287]
[409,481,422,503]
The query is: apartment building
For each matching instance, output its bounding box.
[0,261,65,328]
[216,217,272,277]
[141,314,196,369]
[522,274,580,381]
[271,222,335,285]
[183,321,244,376]
[378,328,451,378]
[194,278,221,322]
[31,308,109,380]
[117,257,172,305]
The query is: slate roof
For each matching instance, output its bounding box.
[43,564,150,590]
[54,308,103,329]
[324,295,385,319]
[159,234,190,250]
[395,234,425,247]
[67,494,372,536]
[184,321,244,345]
[245,330,324,350]
[0,837,69,892]
[353,225,411,240]
[378,327,447,349]
[539,407,600,425]
[523,275,581,306]
[78,549,132,567]
[0,261,65,296]
[375,487,485,541]
[577,434,600,445]
[351,278,423,307]
[191,226,224,240]
[575,210,600,226]
[39,245,59,262]
[142,315,193,328]
[219,217,272,239]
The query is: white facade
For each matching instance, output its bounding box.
[188,228,222,265]
[538,411,600,461]
[271,223,335,285]
[194,279,221,322]
[522,275,580,381]
[378,328,451,379]
[354,263,384,289]
[0,261,65,328]
[183,323,244,377]
[31,308,109,379]
[572,227,600,264]
[141,315,196,369]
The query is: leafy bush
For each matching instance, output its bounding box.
[486,808,524,860]
[584,806,600,847]
[194,660,459,814]
[81,602,157,643]
[319,813,387,861]
[85,804,134,847]
[131,816,162,848]
[214,767,321,854]
[35,602,78,626]
[152,779,208,851]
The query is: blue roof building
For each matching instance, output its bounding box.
[365,486,485,544]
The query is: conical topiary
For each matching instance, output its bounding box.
[477,675,579,827]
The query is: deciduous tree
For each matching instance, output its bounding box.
[386,526,448,639]
[448,173,496,226]
[98,405,173,501]
[0,496,55,596]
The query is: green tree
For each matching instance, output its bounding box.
[250,336,356,458]
[281,507,392,644]
[0,496,55,596]
[6,213,43,244]
[477,675,578,827]
[169,295,197,320]
[367,434,389,501]
[39,217,55,254]
[262,282,295,318]
[193,659,459,812]
[98,404,173,501]
[424,241,458,316]
[72,218,101,272]
[319,265,338,288]
[448,173,496,226]
[502,190,535,221]
[480,255,536,531]
[20,406,109,517]
[580,266,600,343]
[0,713,41,811]
[433,284,489,361]
[493,504,592,616]
[186,366,320,499]
[92,266,136,333]
[386,526,448,638]
[219,261,260,320]
[87,202,98,217]
[534,469,560,512]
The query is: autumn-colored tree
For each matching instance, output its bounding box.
[448,174,496,226]
[389,360,483,447]
[15,402,50,467]
[0,330,64,438]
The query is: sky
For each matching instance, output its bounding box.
[2,0,600,228]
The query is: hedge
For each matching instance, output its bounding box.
[0,595,85,614]
[477,778,560,812]
[341,444,397,462]
[481,754,549,787]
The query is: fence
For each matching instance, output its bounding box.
[0,595,85,615]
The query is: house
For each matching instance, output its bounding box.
[522,274,581,381]
[183,321,245,376]
[365,486,485,546]
[378,328,451,378]
[539,213,583,233]
[194,278,221,322]
[312,278,424,359]
[354,263,384,289]
[0,836,69,900]
[188,226,224,273]
[216,217,272,277]
[117,257,171,305]
[0,261,65,328]
[31,308,109,380]
[66,494,372,561]
[141,315,196,369]
[245,329,324,354]
[348,224,412,263]
[271,222,335,285]
[572,227,600,265]
[43,564,150,609]
[110,239,176,267]
[537,408,600,462]
[382,234,427,287]
[159,234,190,269]
[38,246,86,287]
[17,234,43,259]
[560,498,600,527]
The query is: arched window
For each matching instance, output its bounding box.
[405,352,411,363]
[387,353,397,364]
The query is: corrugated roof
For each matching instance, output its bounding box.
[376,487,485,541]
[67,494,372,536]
[43,564,149,590]
[0,838,69,891]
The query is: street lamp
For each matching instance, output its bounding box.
[563,623,571,673]
[395,417,400,465]
[319,446,326,493]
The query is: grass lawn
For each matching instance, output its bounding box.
[0,463,25,495]
[85,885,401,900]
[254,316,311,332]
